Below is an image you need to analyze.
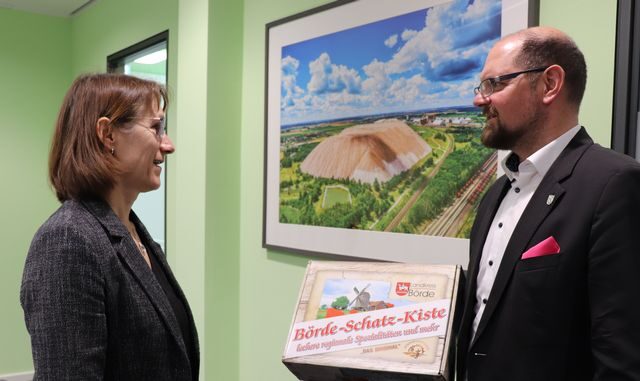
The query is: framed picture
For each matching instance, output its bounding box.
[264,0,538,265]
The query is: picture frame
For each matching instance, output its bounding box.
[263,0,539,265]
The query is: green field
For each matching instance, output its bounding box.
[323,186,351,208]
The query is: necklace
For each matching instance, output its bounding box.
[128,226,152,268]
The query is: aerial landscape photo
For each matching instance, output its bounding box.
[277,0,501,238]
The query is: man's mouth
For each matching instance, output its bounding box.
[484,107,498,120]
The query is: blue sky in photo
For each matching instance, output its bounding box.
[283,10,426,93]
[280,0,501,126]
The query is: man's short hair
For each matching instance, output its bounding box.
[49,73,168,202]
[514,32,587,108]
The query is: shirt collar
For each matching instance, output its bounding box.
[500,124,582,181]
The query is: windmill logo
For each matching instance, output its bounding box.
[348,284,371,311]
[395,282,411,296]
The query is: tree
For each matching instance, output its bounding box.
[331,296,350,310]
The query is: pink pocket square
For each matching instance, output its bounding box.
[521,236,561,259]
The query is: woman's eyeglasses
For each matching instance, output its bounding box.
[131,117,166,140]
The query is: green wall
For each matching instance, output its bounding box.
[206,0,243,379]
[239,2,329,379]
[70,0,178,76]
[0,9,70,373]
[539,1,617,146]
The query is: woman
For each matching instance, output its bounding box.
[20,73,199,380]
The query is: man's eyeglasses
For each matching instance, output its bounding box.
[474,67,548,98]
[130,117,166,140]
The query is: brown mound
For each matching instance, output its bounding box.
[300,119,431,183]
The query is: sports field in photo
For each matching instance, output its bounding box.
[322,185,352,209]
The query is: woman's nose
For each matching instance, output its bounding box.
[160,134,175,154]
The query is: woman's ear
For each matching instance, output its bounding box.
[96,117,115,151]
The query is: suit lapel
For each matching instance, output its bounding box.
[146,239,200,361]
[80,199,188,357]
[131,212,200,361]
[468,176,512,282]
[459,175,511,350]
[471,128,593,345]
[471,181,566,345]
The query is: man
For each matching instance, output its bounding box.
[457,26,640,380]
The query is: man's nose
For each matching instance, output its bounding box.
[473,92,489,107]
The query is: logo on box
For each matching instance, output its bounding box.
[395,282,410,296]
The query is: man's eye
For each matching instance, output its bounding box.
[493,81,507,90]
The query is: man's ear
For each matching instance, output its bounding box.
[96,117,115,151]
[541,65,565,105]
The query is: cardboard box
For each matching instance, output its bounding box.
[283,261,463,381]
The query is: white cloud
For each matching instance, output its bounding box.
[387,74,429,104]
[362,59,391,94]
[461,39,494,59]
[282,0,501,123]
[281,55,302,109]
[282,55,299,75]
[401,29,418,41]
[463,0,494,21]
[382,0,499,78]
[384,34,398,48]
[308,52,362,95]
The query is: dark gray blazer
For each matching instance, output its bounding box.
[21,199,199,380]
[457,128,640,380]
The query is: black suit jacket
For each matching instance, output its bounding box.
[21,199,199,380]
[457,128,640,380]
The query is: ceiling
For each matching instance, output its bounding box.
[0,0,96,17]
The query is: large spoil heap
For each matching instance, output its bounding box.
[300,119,431,184]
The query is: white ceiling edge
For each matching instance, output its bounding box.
[0,0,96,17]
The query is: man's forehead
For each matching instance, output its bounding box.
[480,38,522,77]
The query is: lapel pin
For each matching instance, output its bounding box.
[546,194,555,205]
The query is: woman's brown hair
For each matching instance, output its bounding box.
[49,73,168,202]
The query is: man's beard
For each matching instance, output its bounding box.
[480,105,538,150]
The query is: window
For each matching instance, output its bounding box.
[107,31,169,252]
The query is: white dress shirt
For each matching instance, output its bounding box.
[471,125,581,340]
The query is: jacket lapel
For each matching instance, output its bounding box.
[146,239,201,365]
[131,212,200,363]
[459,175,511,349]
[468,176,512,282]
[80,199,188,358]
[471,128,593,345]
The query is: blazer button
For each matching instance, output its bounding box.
[514,187,521,193]
[482,298,488,304]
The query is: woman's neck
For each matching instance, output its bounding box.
[104,185,138,228]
